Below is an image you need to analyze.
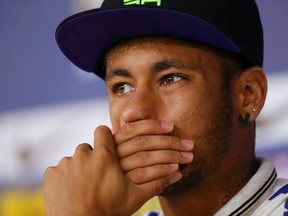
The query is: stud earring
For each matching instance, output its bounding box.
[252,108,256,112]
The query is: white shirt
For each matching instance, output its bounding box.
[145,157,288,216]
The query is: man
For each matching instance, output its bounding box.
[44,0,288,215]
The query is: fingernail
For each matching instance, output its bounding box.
[181,152,193,160]
[181,139,194,149]
[160,121,173,130]
[169,163,179,169]
[170,173,182,184]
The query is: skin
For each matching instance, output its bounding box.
[44,37,267,216]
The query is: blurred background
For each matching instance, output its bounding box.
[0,0,287,215]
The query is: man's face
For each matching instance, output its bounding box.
[105,38,234,196]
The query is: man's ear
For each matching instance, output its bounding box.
[234,66,267,122]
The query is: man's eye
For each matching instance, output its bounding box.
[162,74,183,85]
[112,83,134,95]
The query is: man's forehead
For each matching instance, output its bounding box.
[104,36,215,69]
[104,37,173,65]
[104,37,224,82]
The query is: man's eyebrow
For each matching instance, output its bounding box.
[151,59,197,73]
[105,59,198,81]
[105,69,132,82]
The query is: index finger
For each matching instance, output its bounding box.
[114,119,174,145]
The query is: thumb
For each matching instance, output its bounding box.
[94,125,116,156]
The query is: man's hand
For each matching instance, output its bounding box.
[44,125,182,216]
[114,120,194,184]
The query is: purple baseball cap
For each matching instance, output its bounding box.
[56,0,263,79]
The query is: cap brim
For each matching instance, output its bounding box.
[56,7,240,79]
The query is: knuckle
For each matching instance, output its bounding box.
[155,180,166,194]
[131,168,144,184]
[44,166,54,178]
[154,164,165,173]
[169,136,178,144]
[44,166,57,186]
[133,135,148,147]
[74,143,93,157]
[58,156,70,166]
[95,125,108,131]
[59,156,71,165]
[94,125,110,137]
[135,151,149,164]
[76,143,93,150]
[122,122,133,135]
[165,135,178,147]
[165,150,175,160]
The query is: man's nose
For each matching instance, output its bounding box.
[120,89,158,125]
